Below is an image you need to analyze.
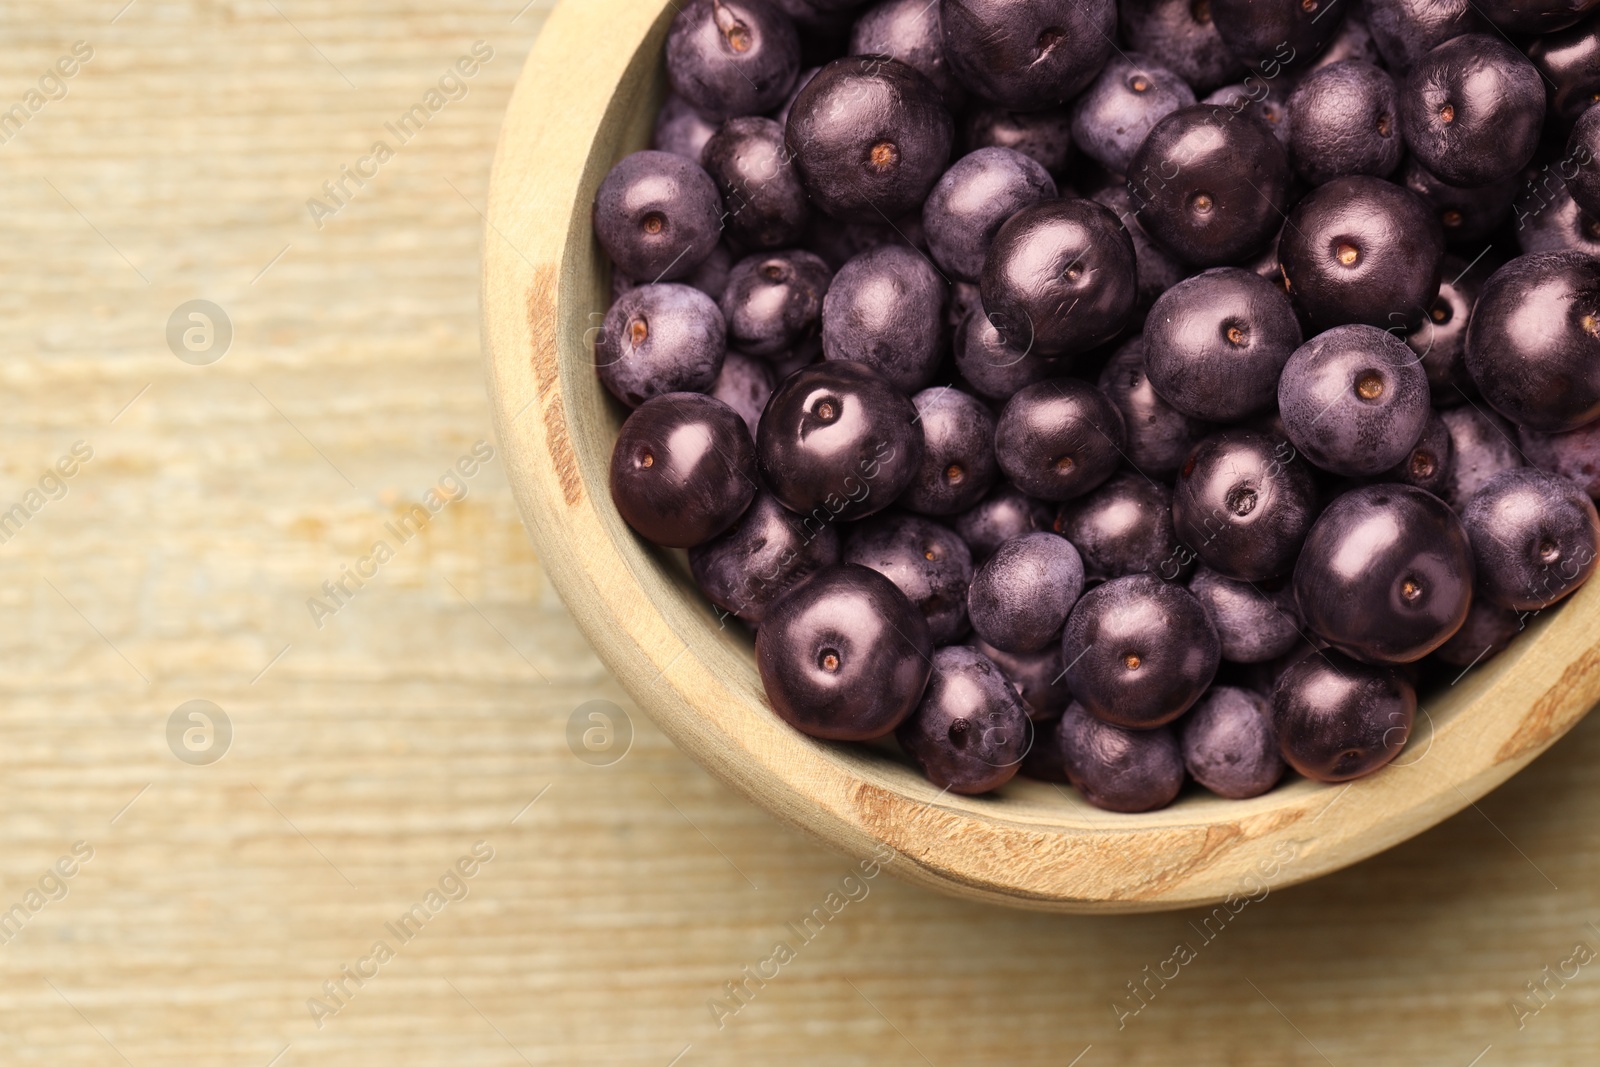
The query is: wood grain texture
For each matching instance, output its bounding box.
[482,0,1600,913]
[3,1,1600,1063]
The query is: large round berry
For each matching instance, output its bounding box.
[593,151,724,283]
[1210,0,1346,76]
[1529,16,1600,127]
[1096,336,1212,479]
[1126,105,1292,267]
[1398,35,1544,188]
[1366,0,1489,74]
[1273,649,1415,782]
[953,484,1053,560]
[1293,483,1474,663]
[1189,566,1302,663]
[1061,573,1221,729]
[785,56,953,222]
[993,379,1127,501]
[850,0,966,108]
[1441,406,1525,510]
[690,490,840,624]
[758,361,924,523]
[1054,471,1186,582]
[756,564,933,740]
[980,199,1138,359]
[1286,60,1402,186]
[939,0,1117,111]
[1181,686,1285,798]
[1057,702,1185,811]
[969,636,1072,720]
[923,148,1056,283]
[1144,267,1303,421]
[1120,0,1244,94]
[821,244,947,392]
[844,514,975,643]
[1460,468,1600,611]
[1465,251,1600,434]
[666,0,802,121]
[596,283,725,408]
[901,387,999,515]
[702,116,810,249]
[720,250,831,359]
[1278,324,1431,477]
[1069,53,1196,175]
[610,393,757,548]
[1278,175,1444,331]
[1172,428,1321,581]
[896,646,1029,794]
[967,531,1085,653]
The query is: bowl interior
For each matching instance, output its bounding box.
[483,0,1600,912]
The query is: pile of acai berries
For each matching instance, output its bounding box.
[593,0,1600,811]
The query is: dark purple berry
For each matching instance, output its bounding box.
[594,151,725,283]
[653,94,718,161]
[1528,15,1600,128]
[967,532,1084,652]
[1293,483,1474,663]
[822,244,947,392]
[969,635,1072,720]
[1432,598,1523,668]
[1400,157,1514,250]
[756,563,933,740]
[1200,82,1293,146]
[962,105,1074,176]
[897,646,1029,793]
[1404,254,1484,407]
[785,56,953,222]
[952,484,1053,560]
[690,489,841,623]
[1095,336,1212,479]
[1089,185,1190,329]
[1520,419,1600,498]
[1381,409,1454,497]
[1514,176,1600,258]
[1279,325,1431,477]
[902,387,999,515]
[1474,0,1600,35]
[1061,573,1221,729]
[993,379,1127,501]
[1057,702,1184,812]
[1366,0,1489,75]
[845,514,974,643]
[923,148,1056,283]
[952,303,1057,399]
[708,350,775,439]
[1273,649,1415,782]
[597,283,726,408]
[939,0,1117,111]
[1460,468,1600,611]
[666,0,802,121]
[1181,686,1286,798]
[1286,60,1402,186]
[1120,0,1244,95]
[1398,35,1544,188]
[849,0,966,108]
[1441,405,1524,510]
[1069,53,1196,176]
[1189,566,1303,663]
[1210,0,1345,76]
[1172,428,1321,581]
[702,117,811,250]
[1054,470,1187,582]
[720,250,831,359]
[757,361,925,522]
[610,393,757,548]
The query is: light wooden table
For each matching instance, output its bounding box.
[3,3,1599,1064]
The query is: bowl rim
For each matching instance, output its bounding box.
[481,0,1600,913]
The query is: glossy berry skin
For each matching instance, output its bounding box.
[980,199,1138,358]
[1120,0,1244,95]
[594,151,725,284]
[1279,176,1443,331]
[897,646,1029,794]
[1057,702,1184,812]
[702,117,810,250]
[1400,157,1514,251]
[1570,107,1600,220]
[939,0,1116,111]
[1172,428,1321,581]
[1286,61,1402,186]
[1201,82,1292,146]
[952,484,1053,560]
[962,106,1074,175]
[1188,566,1302,663]
[653,94,719,161]
[1096,337,1212,479]
[1460,468,1600,611]
[597,284,726,408]
[1272,649,1415,782]
[845,514,974,643]
[923,148,1056,283]
[1181,686,1286,799]
[967,532,1084,653]
[708,350,774,440]
[665,0,802,121]
[1475,0,1600,34]
[785,57,953,222]
[902,388,998,515]
[1514,178,1600,258]
[952,306,1057,399]
[993,379,1127,502]
[1520,419,1600,498]
[689,490,840,623]
[1366,0,1489,74]
[1293,483,1474,664]
[1279,325,1431,477]
[1069,53,1196,176]
[1144,267,1303,422]
[1054,471,1186,582]
[969,635,1071,720]
[849,0,966,108]
[1211,0,1345,75]
[756,563,933,740]
[1441,406,1524,510]
[1399,35,1544,189]
[1432,598,1523,668]
[1529,15,1600,128]
[1061,573,1221,729]
[720,251,831,359]
[758,361,924,522]
[1465,252,1600,434]
[1383,409,1455,499]
[1405,254,1483,407]
[610,393,757,549]
[821,244,947,392]
[1127,105,1292,267]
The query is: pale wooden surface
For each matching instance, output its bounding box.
[484,0,1600,915]
[3,0,1600,1062]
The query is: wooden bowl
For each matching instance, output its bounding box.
[482,0,1600,912]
